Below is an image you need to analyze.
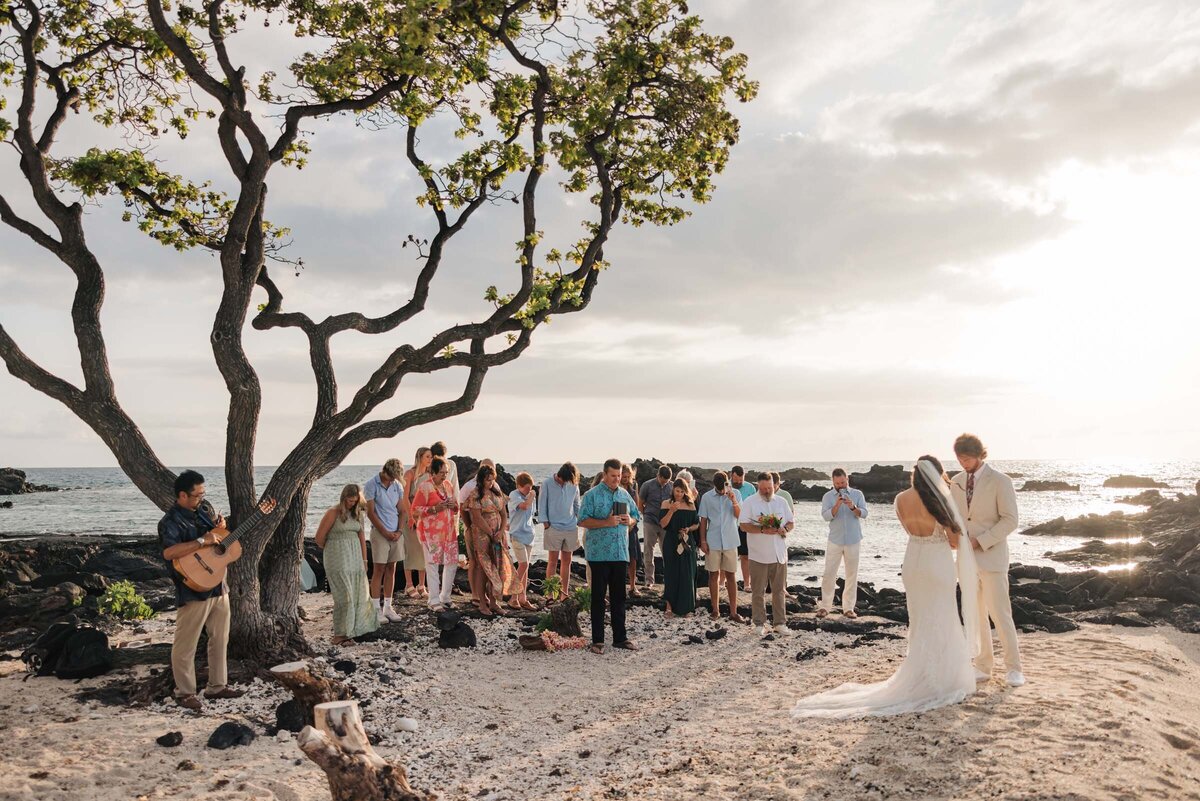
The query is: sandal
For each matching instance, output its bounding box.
[613,640,639,651]
[520,600,536,611]
[403,587,419,598]
[588,643,605,655]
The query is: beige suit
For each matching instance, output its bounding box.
[951,463,1023,674]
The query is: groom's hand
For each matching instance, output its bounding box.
[969,535,982,551]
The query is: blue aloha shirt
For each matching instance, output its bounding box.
[577,482,642,562]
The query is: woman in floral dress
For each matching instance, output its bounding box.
[411,457,460,611]
[465,464,513,616]
[400,446,432,599]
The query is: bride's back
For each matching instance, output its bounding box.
[894,488,941,537]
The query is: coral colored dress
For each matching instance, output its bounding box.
[412,478,459,566]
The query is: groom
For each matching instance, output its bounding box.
[950,433,1025,687]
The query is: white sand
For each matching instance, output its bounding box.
[1,593,1198,801]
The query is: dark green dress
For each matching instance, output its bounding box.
[662,506,699,614]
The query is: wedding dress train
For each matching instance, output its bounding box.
[791,515,978,718]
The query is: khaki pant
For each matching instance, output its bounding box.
[172,594,230,697]
[977,570,1023,673]
[642,519,665,585]
[749,561,788,628]
[820,541,860,612]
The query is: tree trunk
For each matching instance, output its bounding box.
[298,701,432,801]
[226,486,312,663]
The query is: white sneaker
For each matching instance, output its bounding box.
[756,625,766,636]
[383,603,403,622]
[1006,671,1026,687]
[376,605,388,624]
[773,625,787,635]
[974,669,990,682]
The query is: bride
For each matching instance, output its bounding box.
[791,456,980,718]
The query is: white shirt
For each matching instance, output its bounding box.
[738,492,794,564]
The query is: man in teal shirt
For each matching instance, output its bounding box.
[579,458,642,654]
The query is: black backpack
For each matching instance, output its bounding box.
[21,619,112,679]
[54,626,112,679]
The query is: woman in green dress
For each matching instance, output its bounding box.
[315,484,379,645]
[659,478,700,618]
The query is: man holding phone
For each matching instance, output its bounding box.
[818,468,869,618]
[579,458,643,654]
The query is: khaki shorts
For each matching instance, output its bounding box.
[705,547,739,574]
[543,526,579,553]
[511,540,533,563]
[370,526,405,564]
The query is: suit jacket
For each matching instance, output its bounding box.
[950,462,1018,574]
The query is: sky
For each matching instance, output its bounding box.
[3,0,1200,468]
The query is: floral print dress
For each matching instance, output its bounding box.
[412,477,459,566]
[466,488,514,596]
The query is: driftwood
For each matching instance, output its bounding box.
[270,661,352,724]
[298,700,433,801]
[518,634,548,651]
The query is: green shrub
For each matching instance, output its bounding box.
[572,585,591,610]
[98,580,156,620]
[535,613,552,632]
[541,574,562,600]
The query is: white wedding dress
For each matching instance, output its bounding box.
[791,503,978,718]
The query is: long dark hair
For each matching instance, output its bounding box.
[475,464,500,502]
[912,454,961,534]
[671,477,695,504]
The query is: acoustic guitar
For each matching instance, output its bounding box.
[172,497,277,592]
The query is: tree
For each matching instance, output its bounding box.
[0,0,756,662]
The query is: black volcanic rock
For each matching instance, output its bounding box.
[1022,512,1137,538]
[1103,474,1169,489]
[0,468,58,496]
[847,465,909,501]
[1020,480,1081,492]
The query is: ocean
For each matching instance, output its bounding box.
[3,459,1195,589]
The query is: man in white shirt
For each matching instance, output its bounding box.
[738,471,795,635]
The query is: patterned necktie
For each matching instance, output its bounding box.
[966,472,976,508]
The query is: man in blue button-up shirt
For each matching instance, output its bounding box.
[579,459,642,653]
[818,468,869,618]
[538,463,582,599]
[698,471,744,622]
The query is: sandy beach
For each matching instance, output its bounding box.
[1,590,1198,801]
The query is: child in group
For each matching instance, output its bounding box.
[507,472,538,610]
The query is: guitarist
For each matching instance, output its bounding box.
[158,470,245,710]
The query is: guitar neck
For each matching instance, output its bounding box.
[219,507,266,547]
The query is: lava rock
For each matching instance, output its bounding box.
[156,731,183,748]
[206,721,256,750]
[275,699,307,733]
[436,609,477,649]
[704,628,727,640]
[1020,480,1081,492]
[795,647,826,661]
[332,659,357,675]
[1103,475,1169,489]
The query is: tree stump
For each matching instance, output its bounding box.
[547,598,583,637]
[270,661,352,725]
[298,700,433,801]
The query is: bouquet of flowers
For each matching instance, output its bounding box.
[756,513,784,533]
[540,630,589,652]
